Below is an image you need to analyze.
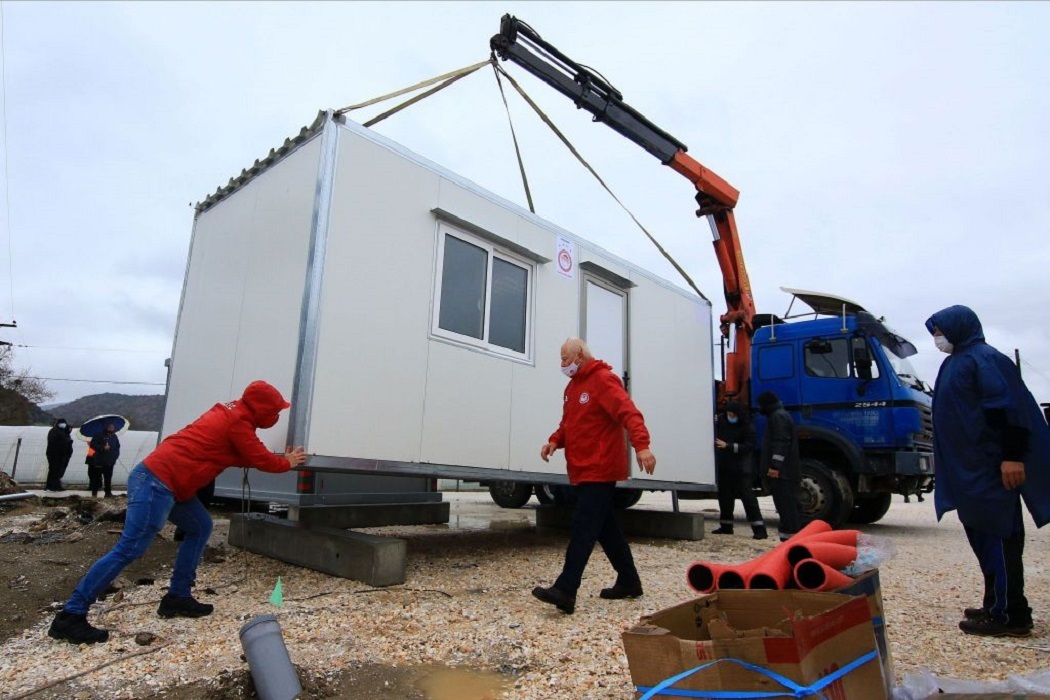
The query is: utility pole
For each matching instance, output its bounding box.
[1015,348,1022,378]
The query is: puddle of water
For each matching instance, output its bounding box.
[416,666,510,699]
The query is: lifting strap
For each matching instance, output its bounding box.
[333,59,490,127]
[492,62,707,302]
[491,60,536,213]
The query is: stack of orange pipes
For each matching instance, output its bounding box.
[686,520,863,594]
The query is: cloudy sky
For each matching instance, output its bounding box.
[0,1,1047,407]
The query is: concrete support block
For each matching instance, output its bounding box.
[535,506,705,541]
[289,501,450,529]
[228,513,406,586]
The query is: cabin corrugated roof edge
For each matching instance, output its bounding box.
[193,110,335,215]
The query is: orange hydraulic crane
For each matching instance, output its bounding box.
[491,15,756,405]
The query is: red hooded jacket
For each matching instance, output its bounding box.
[144,381,292,502]
[548,359,651,484]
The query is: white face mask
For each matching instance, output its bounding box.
[561,361,579,378]
[934,335,953,354]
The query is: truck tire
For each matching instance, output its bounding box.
[487,481,533,509]
[848,492,893,525]
[534,483,557,505]
[612,488,643,509]
[797,459,854,529]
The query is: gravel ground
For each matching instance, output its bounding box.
[1,489,1048,699]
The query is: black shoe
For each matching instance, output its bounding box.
[158,594,214,619]
[711,526,734,535]
[600,582,643,600]
[752,528,769,540]
[959,616,1032,637]
[964,607,988,620]
[173,528,186,542]
[91,491,98,498]
[531,586,575,614]
[104,491,114,499]
[48,610,109,644]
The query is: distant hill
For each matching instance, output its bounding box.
[0,388,55,426]
[50,393,166,432]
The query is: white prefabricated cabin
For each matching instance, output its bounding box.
[162,111,716,504]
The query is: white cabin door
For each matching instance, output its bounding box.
[582,277,628,389]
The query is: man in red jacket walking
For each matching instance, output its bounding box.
[48,381,307,645]
[532,338,656,614]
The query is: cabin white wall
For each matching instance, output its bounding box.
[163,137,321,451]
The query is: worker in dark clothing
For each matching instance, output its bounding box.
[712,401,767,539]
[45,418,74,492]
[927,305,1050,637]
[757,390,801,541]
[89,423,121,498]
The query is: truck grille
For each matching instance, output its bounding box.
[916,403,934,447]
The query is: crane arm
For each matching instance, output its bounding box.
[491,15,755,402]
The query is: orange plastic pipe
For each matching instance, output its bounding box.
[787,542,857,569]
[794,530,860,547]
[793,558,855,591]
[687,561,729,594]
[746,546,795,590]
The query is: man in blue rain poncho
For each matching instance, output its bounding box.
[926,305,1050,637]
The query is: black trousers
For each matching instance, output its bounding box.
[46,457,70,489]
[964,507,1031,627]
[554,482,639,596]
[769,477,802,538]
[716,463,765,529]
[88,465,115,495]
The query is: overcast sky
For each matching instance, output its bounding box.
[0,1,1048,408]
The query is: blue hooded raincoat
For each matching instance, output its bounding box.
[926,305,1050,538]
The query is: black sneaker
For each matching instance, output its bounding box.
[964,607,988,620]
[959,616,1032,637]
[531,586,575,614]
[600,582,643,600]
[710,526,734,535]
[48,610,109,644]
[158,594,214,619]
[752,527,769,540]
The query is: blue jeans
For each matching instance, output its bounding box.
[66,463,213,615]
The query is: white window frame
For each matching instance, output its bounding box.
[432,223,534,362]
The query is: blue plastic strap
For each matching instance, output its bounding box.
[636,649,878,700]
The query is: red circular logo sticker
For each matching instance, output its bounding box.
[558,249,573,273]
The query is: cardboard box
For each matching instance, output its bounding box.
[622,589,888,699]
[835,568,894,692]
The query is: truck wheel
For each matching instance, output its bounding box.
[612,488,642,509]
[848,493,892,525]
[534,484,557,505]
[487,481,533,509]
[797,459,854,529]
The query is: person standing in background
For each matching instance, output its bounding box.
[712,402,767,539]
[45,418,74,492]
[89,423,121,498]
[757,390,802,541]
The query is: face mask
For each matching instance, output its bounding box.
[726,415,738,424]
[561,361,579,378]
[57,422,67,429]
[934,335,953,354]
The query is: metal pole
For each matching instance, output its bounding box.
[1015,348,1022,377]
[0,491,34,503]
[671,489,680,513]
[10,437,21,480]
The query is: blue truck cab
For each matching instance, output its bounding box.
[749,289,934,527]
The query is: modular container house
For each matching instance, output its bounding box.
[162,111,716,505]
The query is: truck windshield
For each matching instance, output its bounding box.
[882,345,929,393]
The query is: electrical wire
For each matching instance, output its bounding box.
[24,376,165,386]
[12,343,164,353]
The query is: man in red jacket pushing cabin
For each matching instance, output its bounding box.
[48,380,307,645]
[533,338,656,615]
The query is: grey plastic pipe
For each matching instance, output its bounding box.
[239,614,302,700]
[0,492,34,503]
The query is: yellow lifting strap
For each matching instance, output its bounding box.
[333,59,490,127]
[492,63,707,301]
